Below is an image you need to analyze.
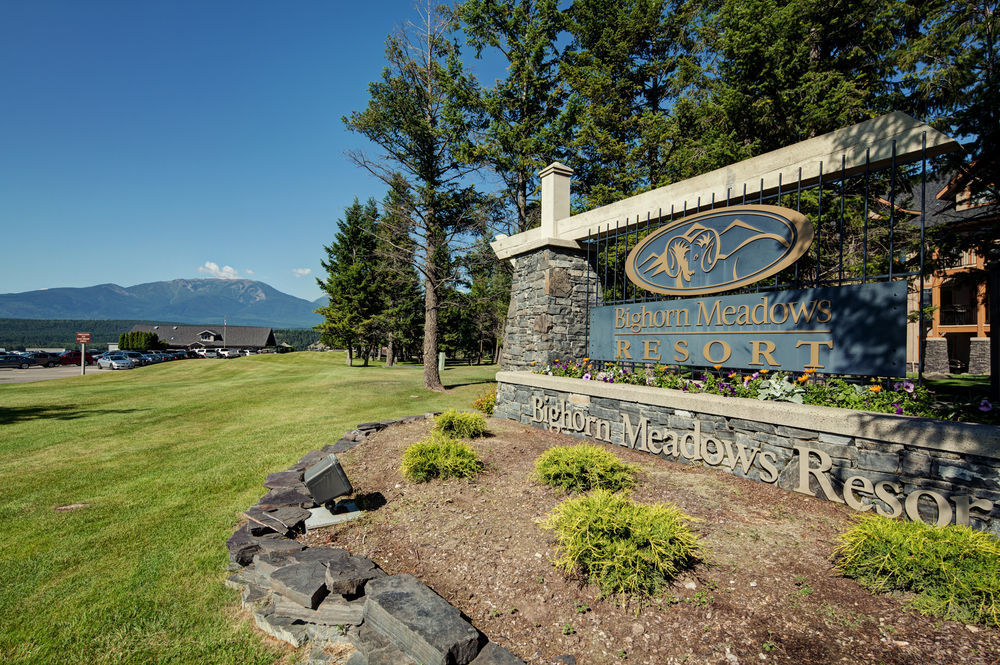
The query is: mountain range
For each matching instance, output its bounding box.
[0,279,326,329]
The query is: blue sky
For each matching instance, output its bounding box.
[1,1,498,302]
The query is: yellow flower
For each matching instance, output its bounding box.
[713,364,722,370]
[583,357,590,362]
[870,385,882,393]
[531,361,537,366]
[760,369,770,374]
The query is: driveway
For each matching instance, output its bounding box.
[0,364,110,385]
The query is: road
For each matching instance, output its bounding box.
[0,364,111,385]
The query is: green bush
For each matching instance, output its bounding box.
[433,409,488,438]
[543,490,704,598]
[472,385,497,417]
[534,444,639,493]
[400,432,484,482]
[835,514,1000,627]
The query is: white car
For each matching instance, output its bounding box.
[98,354,134,370]
[218,348,241,358]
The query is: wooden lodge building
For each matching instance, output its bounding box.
[128,324,276,351]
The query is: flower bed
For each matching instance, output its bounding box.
[533,359,997,425]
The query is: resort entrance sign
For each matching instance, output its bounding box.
[589,205,907,375]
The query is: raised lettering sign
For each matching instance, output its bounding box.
[625,205,813,296]
[588,282,906,376]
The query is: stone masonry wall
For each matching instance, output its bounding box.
[495,375,1000,534]
[500,247,599,371]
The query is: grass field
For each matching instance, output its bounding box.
[0,353,497,664]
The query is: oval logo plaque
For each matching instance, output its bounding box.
[624,205,813,296]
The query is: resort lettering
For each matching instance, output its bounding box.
[530,394,993,529]
[588,282,907,377]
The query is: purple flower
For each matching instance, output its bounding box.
[582,372,592,381]
[980,399,993,412]
[902,380,914,394]
[751,372,760,380]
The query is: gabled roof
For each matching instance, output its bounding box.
[129,324,276,348]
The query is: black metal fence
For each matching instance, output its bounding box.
[582,134,931,376]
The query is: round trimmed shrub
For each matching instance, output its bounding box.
[534,444,639,493]
[544,490,705,598]
[400,432,484,482]
[835,513,1000,627]
[433,409,488,438]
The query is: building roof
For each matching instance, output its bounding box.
[129,324,276,348]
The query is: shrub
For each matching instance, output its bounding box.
[543,490,705,598]
[400,432,484,482]
[433,409,488,438]
[534,444,639,493]
[472,385,497,417]
[835,514,1000,627]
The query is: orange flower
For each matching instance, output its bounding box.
[870,385,882,393]
[531,361,537,365]
[760,369,770,374]
[713,364,722,370]
[583,357,590,362]
[805,367,816,374]
[797,375,808,383]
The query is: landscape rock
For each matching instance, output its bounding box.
[245,505,311,536]
[364,574,480,665]
[256,538,306,556]
[324,550,385,595]
[253,602,309,648]
[257,487,317,510]
[226,524,282,566]
[330,437,362,454]
[470,642,526,665]
[274,594,366,626]
[264,470,303,489]
[349,624,417,665]
[241,582,271,608]
[271,560,330,609]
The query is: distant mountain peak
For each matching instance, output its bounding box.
[0,279,322,328]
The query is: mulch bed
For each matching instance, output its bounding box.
[300,417,1000,665]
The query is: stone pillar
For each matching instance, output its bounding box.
[923,337,950,375]
[499,246,599,370]
[969,337,991,375]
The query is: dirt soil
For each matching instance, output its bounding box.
[300,418,1000,665]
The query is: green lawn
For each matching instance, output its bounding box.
[0,353,497,664]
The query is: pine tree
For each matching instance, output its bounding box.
[314,199,382,366]
[344,4,484,390]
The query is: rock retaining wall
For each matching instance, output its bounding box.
[225,415,524,665]
[495,371,1000,534]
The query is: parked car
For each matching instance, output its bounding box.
[24,351,62,367]
[58,350,97,365]
[0,353,32,369]
[218,348,240,358]
[97,353,134,370]
[119,351,146,366]
[203,350,219,358]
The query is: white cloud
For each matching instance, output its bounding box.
[292,268,312,278]
[198,261,240,279]
[245,269,254,276]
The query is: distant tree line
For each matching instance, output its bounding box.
[320,0,995,390]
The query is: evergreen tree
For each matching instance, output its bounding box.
[314,199,382,366]
[560,0,700,208]
[456,0,569,232]
[344,5,484,391]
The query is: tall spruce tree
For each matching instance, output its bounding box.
[560,0,699,208]
[314,198,381,366]
[457,0,569,232]
[344,5,483,390]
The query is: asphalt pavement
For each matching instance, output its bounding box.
[0,364,111,385]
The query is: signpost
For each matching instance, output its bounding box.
[76,332,91,375]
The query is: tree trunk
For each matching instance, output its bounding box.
[423,275,444,391]
[346,345,353,366]
[362,345,370,367]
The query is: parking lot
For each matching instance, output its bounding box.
[0,364,110,385]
